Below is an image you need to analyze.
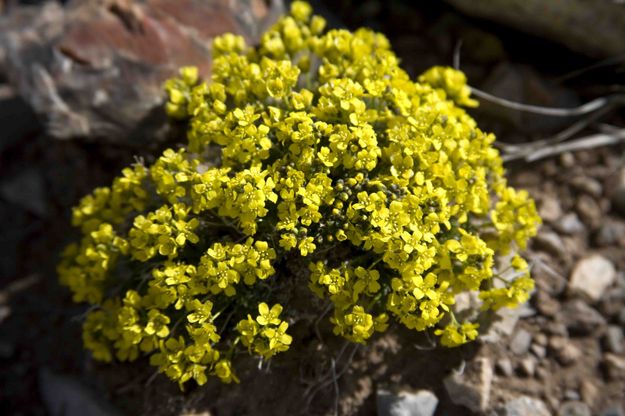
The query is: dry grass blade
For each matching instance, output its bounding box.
[469,87,622,117]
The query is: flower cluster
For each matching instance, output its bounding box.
[59,1,540,387]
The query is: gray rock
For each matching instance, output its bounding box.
[533,257,567,295]
[576,195,602,229]
[601,404,625,416]
[39,369,122,416]
[510,329,532,355]
[535,291,560,317]
[604,325,624,353]
[570,176,603,198]
[377,389,439,416]
[604,353,625,380]
[568,255,616,302]
[534,231,566,259]
[595,219,625,247]
[558,401,591,416]
[563,390,580,401]
[481,307,523,343]
[539,195,562,222]
[555,213,585,235]
[496,358,514,377]
[497,396,551,416]
[562,300,607,335]
[444,357,493,413]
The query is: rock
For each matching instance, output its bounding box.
[619,308,625,326]
[444,357,493,413]
[576,195,602,229]
[539,196,562,222]
[530,344,546,359]
[534,231,566,258]
[604,325,624,354]
[554,213,585,235]
[568,255,616,302]
[604,353,625,380]
[601,405,625,416]
[534,333,548,346]
[533,257,567,295]
[560,152,575,168]
[595,220,625,247]
[497,395,551,416]
[535,291,560,317]
[377,389,439,416]
[517,357,536,377]
[535,366,549,380]
[441,0,625,59]
[562,300,607,335]
[510,329,532,355]
[563,390,580,401]
[558,401,591,416]
[546,322,569,337]
[549,337,581,365]
[0,168,48,217]
[0,0,282,144]
[611,167,625,218]
[496,358,514,377]
[481,307,523,343]
[579,379,599,406]
[39,369,122,416]
[599,286,625,319]
[570,176,603,198]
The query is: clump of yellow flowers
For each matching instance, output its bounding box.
[58,1,540,387]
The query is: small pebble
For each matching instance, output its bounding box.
[604,326,624,354]
[558,401,591,416]
[510,329,532,356]
[570,176,603,198]
[580,380,599,406]
[555,213,585,235]
[549,337,581,366]
[496,358,514,377]
[531,344,547,359]
[568,256,616,303]
[518,357,536,377]
[604,353,625,380]
[534,333,548,346]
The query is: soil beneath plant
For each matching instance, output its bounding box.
[1,1,624,415]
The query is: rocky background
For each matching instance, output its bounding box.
[0,0,624,415]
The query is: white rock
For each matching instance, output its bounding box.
[497,395,551,416]
[377,389,438,416]
[444,357,493,412]
[569,255,616,301]
[510,329,532,355]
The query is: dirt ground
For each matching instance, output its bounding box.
[1,1,624,415]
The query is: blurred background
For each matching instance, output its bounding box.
[0,1,624,415]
